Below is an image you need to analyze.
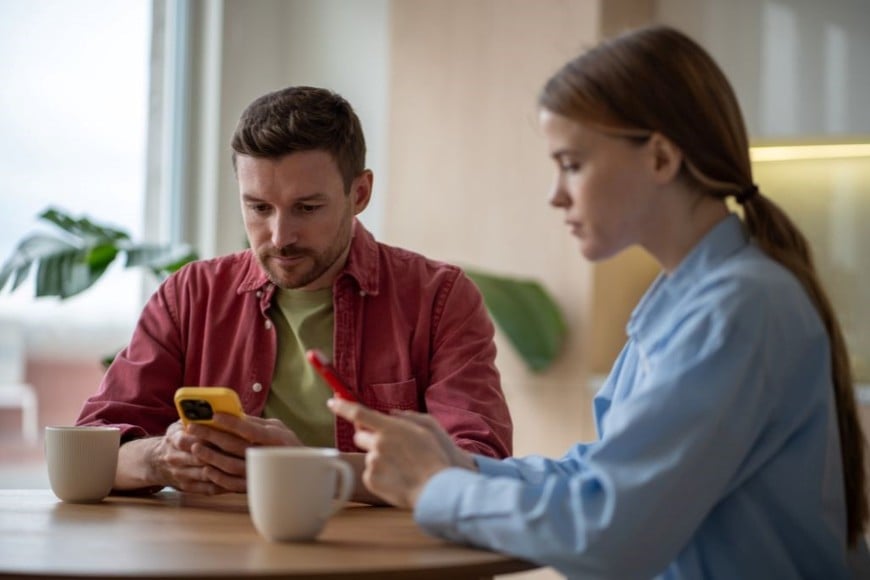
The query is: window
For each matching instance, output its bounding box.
[0,0,151,357]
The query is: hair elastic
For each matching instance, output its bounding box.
[735,184,759,204]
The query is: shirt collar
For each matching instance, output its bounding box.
[627,213,749,336]
[663,213,749,296]
[236,218,380,296]
[340,219,381,296]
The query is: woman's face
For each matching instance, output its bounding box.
[539,109,661,262]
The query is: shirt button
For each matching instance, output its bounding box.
[256,290,263,298]
[359,290,366,297]
[264,319,272,330]
[252,382,263,393]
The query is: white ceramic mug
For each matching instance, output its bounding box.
[246,447,354,541]
[45,426,120,503]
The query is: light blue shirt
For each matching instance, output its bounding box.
[415,215,855,579]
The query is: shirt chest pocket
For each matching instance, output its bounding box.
[360,378,420,412]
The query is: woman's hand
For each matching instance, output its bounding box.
[327,398,475,508]
[392,410,478,472]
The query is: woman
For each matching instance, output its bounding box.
[329,25,868,578]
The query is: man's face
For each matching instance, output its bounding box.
[237,151,371,290]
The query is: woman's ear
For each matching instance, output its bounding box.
[647,133,683,185]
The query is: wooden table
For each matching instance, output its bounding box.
[0,489,538,579]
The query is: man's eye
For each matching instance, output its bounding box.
[559,162,580,173]
[249,204,271,214]
[298,204,322,214]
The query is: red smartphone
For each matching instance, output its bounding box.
[305,349,359,402]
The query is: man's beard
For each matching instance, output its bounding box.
[257,218,352,290]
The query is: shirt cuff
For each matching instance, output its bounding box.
[414,467,482,541]
[473,454,519,478]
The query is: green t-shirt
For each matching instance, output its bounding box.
[264,287,335,447]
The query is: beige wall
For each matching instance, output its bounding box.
[384,0,660,458]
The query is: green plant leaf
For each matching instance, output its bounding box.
[86,244,120,270]
[125,244,197,279]
[124,244,193,267]
[101,351,119,369]
[0,234,78,292]
[35,252,61,297]
[465,268,567,373]
[33,248,100,298]
[10,262,32,291]
[1,208,198,299]
[156,250,199,275]
[40,207,129,243]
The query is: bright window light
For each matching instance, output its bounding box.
[0,0,151,358]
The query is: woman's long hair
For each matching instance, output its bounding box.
[540,25,867,545]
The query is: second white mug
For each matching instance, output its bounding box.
[246,447,354,542]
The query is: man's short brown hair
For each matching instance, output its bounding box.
[231,86,366,191]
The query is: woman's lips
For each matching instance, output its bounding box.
[567,222,583,238]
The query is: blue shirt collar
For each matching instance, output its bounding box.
[627,214,750,337]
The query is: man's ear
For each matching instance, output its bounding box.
[647,133,683,185]
[349,170,373,214]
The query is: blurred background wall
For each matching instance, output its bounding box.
[2,5,869,564]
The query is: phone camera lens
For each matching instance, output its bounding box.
[181,399,214,421]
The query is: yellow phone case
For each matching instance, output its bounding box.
[174,387,243,429]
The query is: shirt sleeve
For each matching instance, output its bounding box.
[415,293,810,578]
[423,270,513,458]
[75,275,185,441]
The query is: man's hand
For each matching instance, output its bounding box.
[118,415,304,494]
[327,398,475,509]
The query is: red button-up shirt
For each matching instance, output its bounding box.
[77,221,513,457]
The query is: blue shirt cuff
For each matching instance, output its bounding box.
[414,467,481,542]
[473,454,518,478]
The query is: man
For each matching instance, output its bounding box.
[76,86,512,502]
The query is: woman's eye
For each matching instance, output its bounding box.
[559,162,581,173]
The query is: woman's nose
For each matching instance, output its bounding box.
[548,178,570,209]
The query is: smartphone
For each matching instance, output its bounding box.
[305,349,359,402]
[174,387,244,430]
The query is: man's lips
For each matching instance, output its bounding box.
[270,254,307,265]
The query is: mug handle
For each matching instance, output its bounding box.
[324,459,354,518]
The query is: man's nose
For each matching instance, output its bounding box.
[271,212,299,248]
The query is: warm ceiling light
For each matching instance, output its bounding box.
[750,143,870,162]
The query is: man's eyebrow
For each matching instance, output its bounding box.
[295,193,329,202]
[241,193,329,202]
[551,148,579,159]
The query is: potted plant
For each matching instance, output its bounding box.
[0,207,196,299]
[464,269,567,372]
